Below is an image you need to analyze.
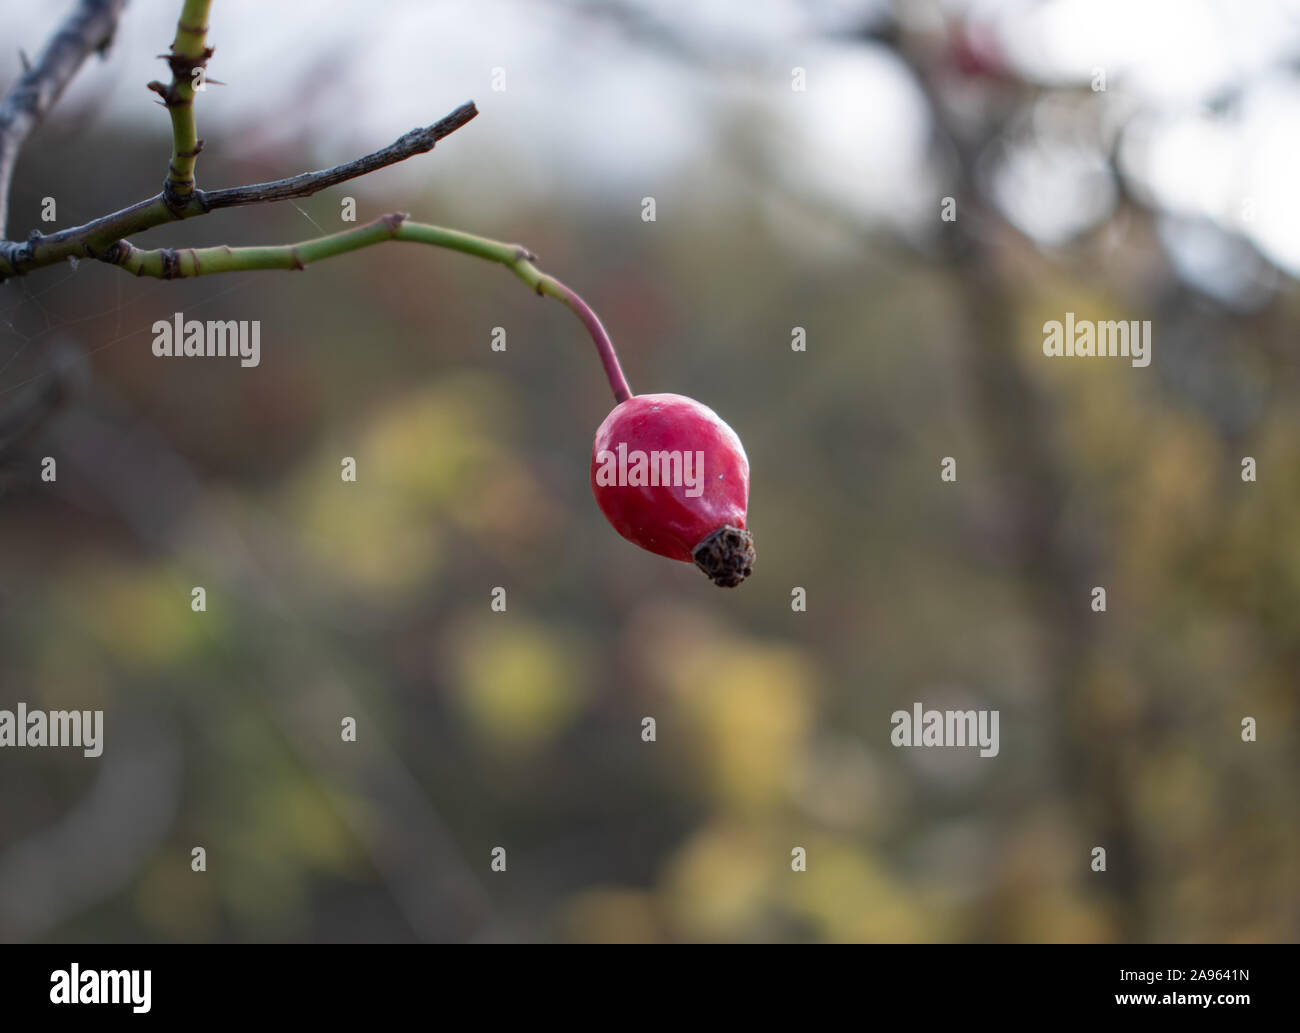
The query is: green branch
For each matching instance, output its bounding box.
[104,213,633,402]
[146,0,213,209]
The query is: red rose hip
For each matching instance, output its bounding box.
[529,271,754,585]
[591,393,755,587]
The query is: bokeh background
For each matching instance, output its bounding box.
[1,0,1298,943]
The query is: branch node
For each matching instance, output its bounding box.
[159,247,181,279]
[163,45,213,81]
[161,181,194,217]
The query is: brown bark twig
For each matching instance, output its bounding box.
[201,103,479,211]
[0,0,127,238]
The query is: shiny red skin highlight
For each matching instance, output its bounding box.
[590,393,749,562]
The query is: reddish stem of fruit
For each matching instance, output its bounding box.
[545,277,633,403]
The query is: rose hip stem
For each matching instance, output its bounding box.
[389,220,633,404]
[539,277,633,404]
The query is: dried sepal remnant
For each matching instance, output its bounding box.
[693,525,755,588]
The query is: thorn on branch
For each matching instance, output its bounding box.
[162,45,213,81]
[146,79,182,106]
